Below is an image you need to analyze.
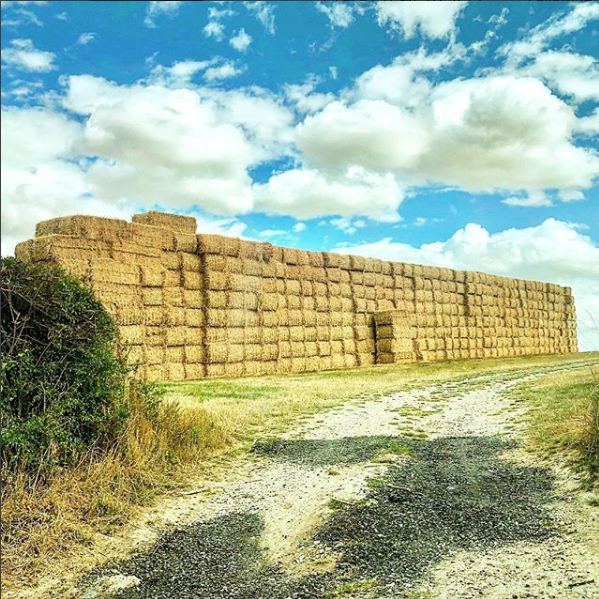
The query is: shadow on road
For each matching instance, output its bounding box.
[93,435,557,599]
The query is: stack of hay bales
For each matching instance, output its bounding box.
[374,310,416,363]
[16,211,578,380]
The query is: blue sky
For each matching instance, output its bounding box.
[1,1,598,348]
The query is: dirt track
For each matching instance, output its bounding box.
[80,362,599,599]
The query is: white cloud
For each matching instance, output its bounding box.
[296,73,599,203]
[230,28,252,52]
[144,1,185,27]
[61,75,256,215]
[296,99,428,173]
[559,189,585,202]
[352,47,462,109]
[500,2,599,66]
[292,222,306,233]
[0,107,130,255]
[76,32,96,45]
[1,38,56,72]
[149,59,212,87]
[284,78,335,114]
[244,1,276,34]
[338,219,599,351]
[502,191,552,208]
[421,76,599,194]
[518,51,599,102]
[204,60,244,82]
[1,1,47,6]
[204,20,225,41]
[375,0,468,39]
[259,229,287,238]
[316,1,356,28]
[574,108,599,137]
[255,167,404,221]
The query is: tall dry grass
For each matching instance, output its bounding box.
[1,382,235,587]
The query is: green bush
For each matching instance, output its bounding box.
[1,257,129,472]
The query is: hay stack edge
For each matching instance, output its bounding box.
[15,212,578,381]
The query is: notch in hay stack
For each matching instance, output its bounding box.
[374,310,417,364]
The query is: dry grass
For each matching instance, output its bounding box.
[1,384,236,589]
[3,352,598,594]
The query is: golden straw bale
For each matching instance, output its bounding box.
[243,259,262,277]
[91,260,140,286]
[146,365,166,382]
[289,310,303,326]
[290,341,304,357]
[206,363,226,378]
[175,233,198,253]
[164,287,183,307]
[263,344,279,361]
[204,271,229,291]
[309,251,325,267]
[206,342,228,363]
[180,253,202,272]
[278,341,291,358]
[323,252,341,268]
[363,272,376,287]
[288,295,301,310]
[184,272,201,290]
[165,306,185,326]
[183,326,203,345]
[132,211,196,234]
[183,289,202,309]
[263,311,280,327]
[145,326,165,346]
[166,346,184,364]
[327,268,341,283]
[165,326,186,346]
[184,343,205,364]
[197,234,227,255]
[185,363,205,379]
[350,255,366,271]
[142,288,163,306]
[140,266,164,288]
[164,270,181,287]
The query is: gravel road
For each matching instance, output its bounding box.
[80,361,599,599]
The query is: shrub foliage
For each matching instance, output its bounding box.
[1,257,128,471]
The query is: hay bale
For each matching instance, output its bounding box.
[185,363,205,379]
[142,288,163,306]
[132,211,196,234]
[164,270,181,287]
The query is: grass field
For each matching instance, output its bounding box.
[513,366,599,492]
[2,351,598,593]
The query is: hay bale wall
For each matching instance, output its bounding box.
[15,212,578,380]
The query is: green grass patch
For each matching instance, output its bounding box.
[324,578,376,598]
[514,368,598,489]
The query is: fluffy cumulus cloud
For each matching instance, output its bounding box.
[1,38,56,71]
[337,219,599,351]
[375,1,468,39]
[144,1,185,27]
[230,28,252,52]
[254,167,404,221]
[294,69,599,204]
[0,107,129,255]
[316,1,357,28]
